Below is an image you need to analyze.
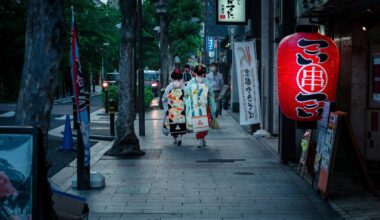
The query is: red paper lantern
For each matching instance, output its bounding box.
[277,31,340,121]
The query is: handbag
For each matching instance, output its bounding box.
[162,113,169,136]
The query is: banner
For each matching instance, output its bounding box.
[70,10,90,166]
[233,40,262,125]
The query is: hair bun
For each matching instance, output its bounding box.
[174,68,182,74]
[193,64,206,75]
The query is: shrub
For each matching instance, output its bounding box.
[101,85,154,112]
[101,84,119,109]
[143,87,154,110]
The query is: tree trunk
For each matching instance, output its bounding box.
[106,0,145,156]
[15,0,65,149]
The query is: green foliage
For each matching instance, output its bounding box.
[0,0,121,102]
[101,85,154,111]
[167,0,204,65]
[144,87,155,110]
[141,0,160,70]
[0,0,27,102]
[142,0,204,69]
[0,0,203,102]
[62,1,121,89]
[101,84,119,108]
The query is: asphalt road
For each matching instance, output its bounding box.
[0,93,103,177]
[0,93,103,129]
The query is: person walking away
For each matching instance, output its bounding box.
[162,69,187,145]
[185,64,216,148]
[182,64,193,85]
[206,62,224,117]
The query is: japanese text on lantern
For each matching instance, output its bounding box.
[295,39,329,119]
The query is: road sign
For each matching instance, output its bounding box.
[207,37,214,51]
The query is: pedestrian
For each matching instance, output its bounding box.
[182,64,193,85]
[162,68,187,146]
[206,62,224,118]
[185,64,216,148]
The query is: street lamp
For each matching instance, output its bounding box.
[101,42,109,80]
[155,0,168,109]
[155,0,168,14]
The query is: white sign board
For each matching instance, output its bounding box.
[233,40,261,125]
[217,0,246,24]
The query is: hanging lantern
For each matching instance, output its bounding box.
[277,28,340,121]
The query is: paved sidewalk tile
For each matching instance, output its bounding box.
[58,110,342,219]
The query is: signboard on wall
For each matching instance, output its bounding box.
[217,0,247,25]
[207,37,214,51]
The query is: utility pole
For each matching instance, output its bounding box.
[155,0,168,109]
[138,0,145,136]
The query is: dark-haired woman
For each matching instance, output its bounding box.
[185,64,216,148]
[162,69,187,145]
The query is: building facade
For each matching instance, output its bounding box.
[214,0,380,164]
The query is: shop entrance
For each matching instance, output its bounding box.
[367,26,380,161]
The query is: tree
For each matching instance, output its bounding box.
[106,0,145,156]
[167,0,204,66]
[15,0,65,149]
[0,1,121,102]
[0,0,27,102]
[61,1,121,88]
[141,0,204,70]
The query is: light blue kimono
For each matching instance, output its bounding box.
[184,78,216,131]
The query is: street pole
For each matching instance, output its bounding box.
[138,0,145,136]
[156,0,168,109]
[160,1,169,87]
[105,88,109,114]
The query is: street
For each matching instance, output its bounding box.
[3,0,380,219]
[0,92,104,177]
[52,110,341,220]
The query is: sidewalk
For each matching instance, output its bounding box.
[227,111,380,220]
[52,109,341,220]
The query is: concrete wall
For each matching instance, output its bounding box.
[350,23,369,153]
[333,21,353,112]
[260,0,271,131]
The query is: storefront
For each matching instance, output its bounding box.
[298,0,380,163]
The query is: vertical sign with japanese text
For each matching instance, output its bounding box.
[217,0,247,24]
[234,40,261,125]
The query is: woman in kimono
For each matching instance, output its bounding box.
[185,64,216,148]
[162,69,187,145]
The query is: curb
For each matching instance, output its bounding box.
[50,140,114,192]
[60,131,115,141]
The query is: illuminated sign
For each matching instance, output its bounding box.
[217,0,247,25]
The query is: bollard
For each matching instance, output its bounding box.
[62,84,66,98]
[72,97,78,130]
[85,93,90,121]
[105,89,109,114]
[56,86,60,99]
[109,99,115,136]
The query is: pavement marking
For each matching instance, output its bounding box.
[0,111,15,117]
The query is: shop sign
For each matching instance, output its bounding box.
[217,0,247,25]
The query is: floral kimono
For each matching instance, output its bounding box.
[185,78,216,140]
[162,81,186,143]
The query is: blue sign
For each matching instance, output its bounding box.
[207,37,214,51]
